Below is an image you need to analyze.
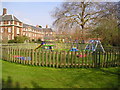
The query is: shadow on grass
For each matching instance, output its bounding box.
[2,76,43,88]
[31,81,43,88]
[2,76,23,88]
[65,67,120,88]
[94,67,120,76]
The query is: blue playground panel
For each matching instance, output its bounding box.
[70,48,79,51]
[17,57,31,60]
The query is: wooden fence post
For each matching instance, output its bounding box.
[59,51,62,68]
[98,51,101,67]
[35,50,37,66]
[67,51,70,68]
[45,51,48,67]
[92,51,95,68]
[78,51,81,68]
[31,49,34,65]
[28,49,31,65]
[49,50,52,67]
[106,51,109,67]
[51,52,55,67]
[42,50,44,66]
[85,51,88,68]
[56,51,58,68]
[71,51,74,68]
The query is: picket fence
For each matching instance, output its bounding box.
[1,47,120,68]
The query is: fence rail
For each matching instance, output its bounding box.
[1,47,120,68]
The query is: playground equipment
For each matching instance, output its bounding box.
[34,41,46,50]
[34,41,54,51]
[70,47,78,51]
[76,54,86,58]
[71,39,79,49]
[70,39,79,51]
[42,44,54,51]
[74,40,105,58]
[17,57,31,60]
[13,55,31,60]
[85,40,105,52]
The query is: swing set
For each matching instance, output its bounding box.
[85,40,105,53]
[70,40,105,58]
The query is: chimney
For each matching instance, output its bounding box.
[36,25,39,28]
[46,25,48,28]
[3,8,7,15]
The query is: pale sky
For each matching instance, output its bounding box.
[1,2,62,28]
[1,0,120,29]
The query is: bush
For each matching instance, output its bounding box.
[8,40,15,43]
[14,36,29,43]
[7,36,30,43]
[35,39,42,43]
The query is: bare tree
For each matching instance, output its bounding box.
[90,2,120,46]
[51,1,114,42]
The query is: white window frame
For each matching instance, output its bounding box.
[12,21,14,25]
[8,21,11,25]
[8,34,11,40]
[0,22,1,25]
[1,28,4,33]
[26,33,27,36]
[8,27,11,33]
[17,28,20,34]
[23,32,25,35]
[29,33,31,37]
[23,28,24,31]
[1,36,2,40]
[17,22,19,26]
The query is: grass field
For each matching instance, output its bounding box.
[1,60,120,88]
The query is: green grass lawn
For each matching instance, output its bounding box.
[1,60,120,88]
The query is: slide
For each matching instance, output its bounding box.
[34,41,46,50]
[34,44,43,50]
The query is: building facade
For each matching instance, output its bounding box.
[0,8,55,42]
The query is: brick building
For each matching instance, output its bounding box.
[0,8,55,42]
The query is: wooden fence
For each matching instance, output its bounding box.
[1,47,120,68]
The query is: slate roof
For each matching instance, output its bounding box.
[0,14,53,32]
[42,28,53,32]
[23,23,53,32]
[0,15,22,22]
[23,23,42,31]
